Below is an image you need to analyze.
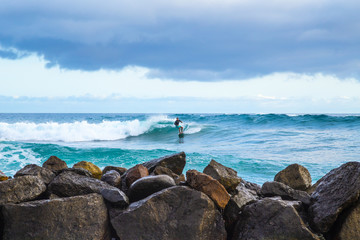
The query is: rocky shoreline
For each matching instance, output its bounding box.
[0,152,359,239]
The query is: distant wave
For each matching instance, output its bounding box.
[0,115,203,142]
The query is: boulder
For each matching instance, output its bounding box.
[203,159,241,193]
[101,170,121,188]
[332,199,360,239]
[224,184,257,235]
[186,169,230,209]
[2,193,111,240]
[14,164,56,184]
[152,166,185,184]
[100,188,129,208]
[110,186,226,240]
[0,176,46,204]
[142,152,186,175]
[242,180,261,196]
[48,171,121,197]
[261,181,311,205]
[0,170,9,181]
[309,162,360,233]
[128,175,176,202]
[73,161,102,179]
[102,166,127,176]
[42,155,68,171]
[61,167,93,177]
[124,164,149,188]
[274,164,312,191]
[232,198,322,240]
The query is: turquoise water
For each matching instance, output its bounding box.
[1,113,360,184]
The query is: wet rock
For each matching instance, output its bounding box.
[102,166,127,176]
[232,198,322,240]
[100,188,129,208]
[261,181,311,205]
[42,155,68,172]
[2,193,111,240]
[48,171,120,197]
[128,175,176,202]
[309,162,360,233]
[124,164,149,188]
[224,184,257,236]
[0,176,46,204]
[186,169,230,209]
[142,152,186,175]
[14,164,56,184]
[110,186,226,240]
[0,170,9,181]
[203,159,241,193]
[73,161,102,179]
[101,170,121,188]
[152,166,184,184]
[61,167,93,177]
[274,163,312,191]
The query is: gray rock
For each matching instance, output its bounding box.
[14,164,56,184]
[224,184,257,236]
[100,188,129,208]
[309,162,360,233]
[48,171,120,197]
[232,198,322,240]
[203,159,241,193]
[242,180,261,196]
[102,166,127,176]
[42,155,68,172]
[110,186,226,240]
[261,181,311,205]
[2,193,111,240]
[142,152,186,175]
[0,176,46,204]
[59,167,93,177]
[274,164,312,191]
[128,175,176,202]
[101,170,121,188]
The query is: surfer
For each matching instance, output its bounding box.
[174,117,183,134]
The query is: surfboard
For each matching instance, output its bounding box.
[178,132,184,138]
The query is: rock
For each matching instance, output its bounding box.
[14,164,56,184]
[101,170,121,188]
[100,188,129,208]
[142,152,186,175]
[152,166,185,184]
[110,186,226,240]
[232,198,322,240]
[203,159,241,193]
[48,171,121,197]
[73,161,102,179]
[2,193,111,240]
[42,155,68,171]
[224,184,257,236]
[125,164,149,188]
[61,167,93,177]
[274,164,312,191]
[0,176,46,204]
[332,199,360,239]
[186,169,230,209]
[309,162,360,233]
[261,181,311,205]
[102,166,127,176]
[0,170,9,181]
[128,175,176,202]
[242,180,261,196]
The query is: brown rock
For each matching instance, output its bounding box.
[73,161,102,179]
[0,170,9,181]
[186,169,230,209]
[142,152,186,175]
[14,164,56,184]
[42,156,68,171]
[102,166,127,176]
[274,164,312,191]
[203,159,241,193]
[152,166,184,184]
[333,199,360,239]
[125,164,149,187]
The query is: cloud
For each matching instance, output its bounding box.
[1,0,360,79]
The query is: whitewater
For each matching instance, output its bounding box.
[1,113,360,184]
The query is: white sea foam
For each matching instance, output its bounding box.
[0,115,201,142]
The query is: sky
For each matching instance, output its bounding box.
[1,0,360,113]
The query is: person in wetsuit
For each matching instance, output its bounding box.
[174,117,183,133]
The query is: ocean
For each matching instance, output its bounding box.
[0,113,359,184]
